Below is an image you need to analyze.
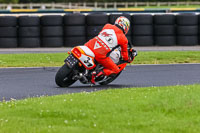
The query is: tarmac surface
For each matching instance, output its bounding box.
[0,46,200,101]
[0,64,200,101]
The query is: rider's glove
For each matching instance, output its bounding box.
[127,49,137,63]
[127,57,133,63]
[132,49,137,57]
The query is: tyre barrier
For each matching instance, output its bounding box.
[41,15,63,47]
[154,14,176,46]
[64,14,86,47]
[0,16,18,48]
[86,14,109,41]
[18,16,40,27]
[0,13,200,48]
[41,15,63,26]
[176,13,198,46]
[18,16,40,47]
[132,14,153,46]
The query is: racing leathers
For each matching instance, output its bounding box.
[85,23,129,80]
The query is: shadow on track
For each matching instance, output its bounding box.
[55,84,135,91]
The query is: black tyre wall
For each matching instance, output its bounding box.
[1,14,200,48]
[132,36,154,46]
[176,14,198,25]
[132,25,153,36]
[87,14,109,25]
[177,26,198,36]
[87,36,95,41]
[18,15,41,47]
[198,14,200,45]
[42,26,63,37]
[64,37,86,47]
[176,14,198,46]
[155,36,176,46]
[0,16,17,48]
[86,14,108,42]
[0,38,17,48]
[64,14,86,26]
[132,14,153,46]
[87,26,104,37]
[64,26,85,36]
[41,15,64,47]
[154,25,175,36]
[64,14,86,47]
[18,38,40,48]
[42,37,63,47]
[154,14,176,46]
[18,27,40,37]
[0,16,17,27]
[154,14,175,25]
[177,36,198,46]
[18,16,40,26]
[132,14,153,25]
[126,36,132,43]
[0,27,17,37]
[41,15,63,26]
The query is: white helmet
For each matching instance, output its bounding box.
[115,16,130,34]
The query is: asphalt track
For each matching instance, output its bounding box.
[0,64,200,101]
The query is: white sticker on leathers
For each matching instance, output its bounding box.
[94,41,102,49]
[98,29,118,49]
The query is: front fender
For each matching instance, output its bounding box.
[118,63,127,71]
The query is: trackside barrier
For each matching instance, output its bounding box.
[0,13,200,48]
[1,8,200,14]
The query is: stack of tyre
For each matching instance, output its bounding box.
[176,13,198,46]
[64,14,86,47]
[109,14,132,42]
[0,16,17,48]
[41,15,63,47]
[132,14,154,46]
[154,14,176,46]
[18,16,40,47]
[86,14,109,41]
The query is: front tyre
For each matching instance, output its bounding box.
[55,64,76,87]
[99,72,121,85]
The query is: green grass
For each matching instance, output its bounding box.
[0,84,200,133]
[0,51,200,67]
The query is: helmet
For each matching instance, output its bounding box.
[115,16,130,34]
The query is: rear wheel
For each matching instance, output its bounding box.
[55,64,76,87]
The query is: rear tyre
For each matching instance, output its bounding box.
[55,64,76,87]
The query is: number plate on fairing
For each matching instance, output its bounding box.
[79,54,96,69]
[65,54,79,68]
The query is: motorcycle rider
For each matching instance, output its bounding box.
[84,16,135,84]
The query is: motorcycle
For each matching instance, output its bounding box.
[55,42,137,87]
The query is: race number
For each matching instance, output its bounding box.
[79,54,95,69]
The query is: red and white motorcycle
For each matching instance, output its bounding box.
[55,42,137,87]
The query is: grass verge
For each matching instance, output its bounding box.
[0,84,200,133]
[0,51,200,67]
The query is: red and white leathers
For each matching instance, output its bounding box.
[85,23,129,76]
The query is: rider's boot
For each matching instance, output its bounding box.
[91,71,104,84]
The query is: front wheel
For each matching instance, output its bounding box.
[99,71,121,85]
[55,64,76,87]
